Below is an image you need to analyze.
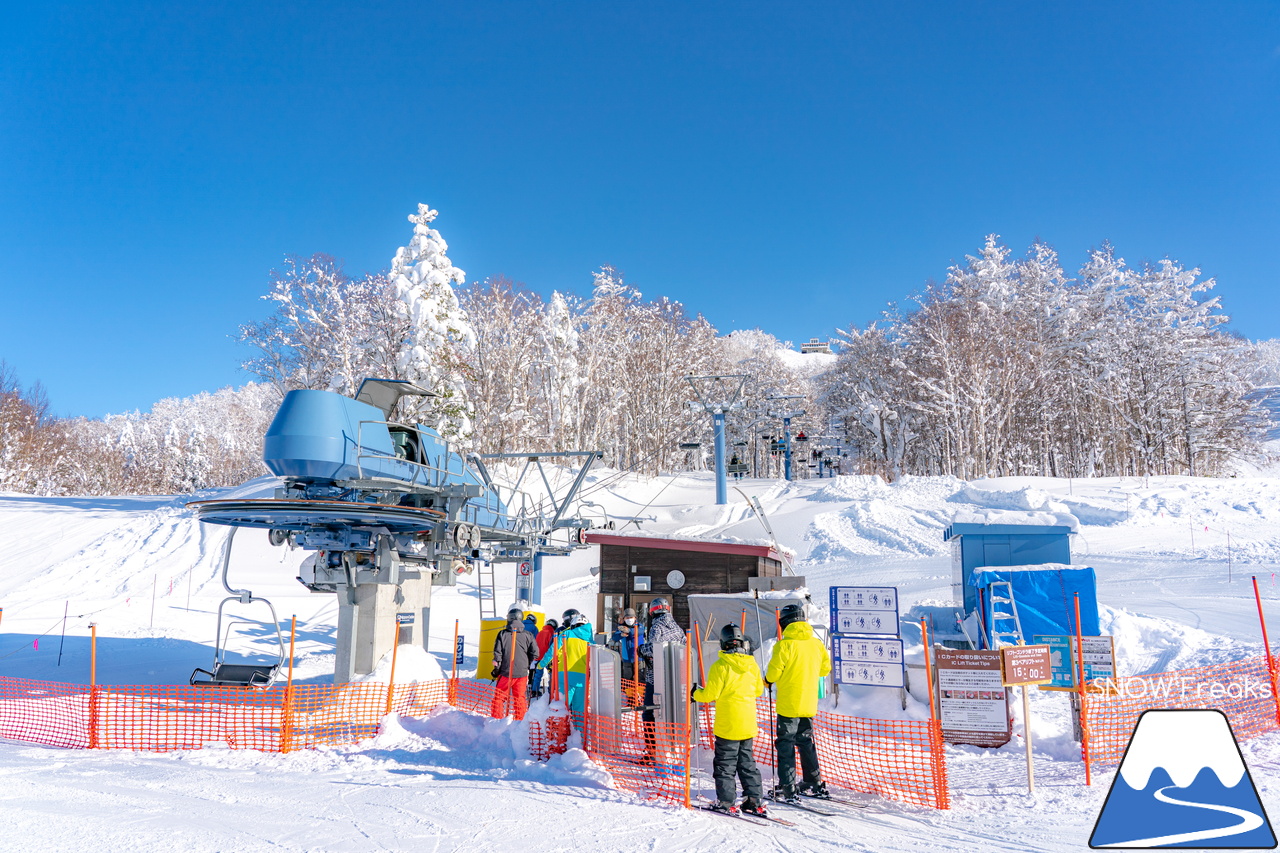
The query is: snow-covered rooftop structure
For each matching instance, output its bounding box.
[944,510,1079,614]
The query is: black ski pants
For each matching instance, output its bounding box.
[775,714,822,794]
[642,682,657,754]
[713,736,763,805]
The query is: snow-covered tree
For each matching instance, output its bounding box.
[391,203,476,438]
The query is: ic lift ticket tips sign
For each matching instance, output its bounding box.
[828,586,905,691]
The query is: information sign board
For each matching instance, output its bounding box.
[832,636,905,688]
[1032,634,1117,690]
[1000,645,1053,686]
[935,649,1011,747]
[828,586,899,636]
[455,635,465,666]
[396,612,415,625]
[830,587,898,612]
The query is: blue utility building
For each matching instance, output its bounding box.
[944,514,1077,615]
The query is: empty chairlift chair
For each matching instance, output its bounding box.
[191,528,287,688]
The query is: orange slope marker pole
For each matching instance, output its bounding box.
[1253,576,1280,727]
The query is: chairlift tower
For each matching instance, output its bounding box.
[767,396,806,481]
[686,375,748,506]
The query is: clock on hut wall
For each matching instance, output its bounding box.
[666,570,686,590]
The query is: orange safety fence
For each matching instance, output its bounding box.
[581,695,949,810]
[2,671,950,810]
[0,675,468,753]
[1081,654,1280,768]
[582,707,692,805]
[0,677,90,748]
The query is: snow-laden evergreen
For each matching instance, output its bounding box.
[390,203,475,438]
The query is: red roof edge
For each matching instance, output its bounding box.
[584,532,781,561]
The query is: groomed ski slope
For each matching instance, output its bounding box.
[1,470,1279,852]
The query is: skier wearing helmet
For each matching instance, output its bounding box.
[490,607,538,720]
[535,608,593,714]
[692,623,767,816]
[529,617,558,698]
[766,601,832,802]
[638,597,686,761]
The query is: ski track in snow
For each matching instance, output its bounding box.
[4,472,1280,851]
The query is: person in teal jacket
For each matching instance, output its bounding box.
[536,608,593,714]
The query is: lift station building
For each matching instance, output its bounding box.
[586,533,785,634]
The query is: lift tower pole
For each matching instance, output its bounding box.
[767,396,805,482]
[686,375,748,506]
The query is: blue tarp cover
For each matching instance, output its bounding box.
[969,563,1099,647]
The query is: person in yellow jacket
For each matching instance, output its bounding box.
[765,602,832,802]
[692,624,767,816]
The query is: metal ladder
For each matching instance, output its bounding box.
[987,580,1025,647]
[475,560,498,621]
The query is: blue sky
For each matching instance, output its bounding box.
[2,2,1278,418]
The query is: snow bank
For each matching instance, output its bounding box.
[950,508,1080,532]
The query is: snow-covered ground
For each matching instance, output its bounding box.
[3,470,1280,852]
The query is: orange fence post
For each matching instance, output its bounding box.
[1253,576,1280,727]
[583,645,591,751]
[88,623,99,749]
[632,627,641,708]
[693,622,706,686]
[386,633,401,716]
[1074,594,1091,785]
[551,634,561,701]
[282,615,297,753]
[450,619,459,705]
[920,617,949,809]
[920,618,937,722]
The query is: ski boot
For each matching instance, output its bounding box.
[740,798,768,817]
[768,786,800,805]
[709,801,739,814]
[799,781,831,799]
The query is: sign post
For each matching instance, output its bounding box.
[1000,644,1053,793]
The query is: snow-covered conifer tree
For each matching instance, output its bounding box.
[391,203,476,438]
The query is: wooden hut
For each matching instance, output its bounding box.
[586,533,785,633]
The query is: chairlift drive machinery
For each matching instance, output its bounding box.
[187,378,603,682]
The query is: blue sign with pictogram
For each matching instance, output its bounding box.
[829,586,900,636]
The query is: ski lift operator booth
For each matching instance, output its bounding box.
[586,533,786,633]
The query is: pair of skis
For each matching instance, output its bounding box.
[698,791,871,828]
[696,801,796,828]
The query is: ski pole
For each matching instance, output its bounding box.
[751,597,776,795]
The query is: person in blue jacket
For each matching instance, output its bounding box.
[536,608,594,715]
[610,607,645,691]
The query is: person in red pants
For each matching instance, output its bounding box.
[490,608,538,720]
